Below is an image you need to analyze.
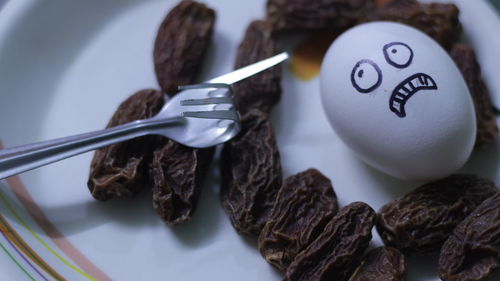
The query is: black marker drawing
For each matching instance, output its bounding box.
[383,42,413,69]
[389,73,437,118]
[351,42,436,118]
[351,59,382,93]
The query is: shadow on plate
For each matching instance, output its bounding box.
[345,138,500,203]
[350,153,423,200]
[484,268,500,281]
[0,0,159,144]
[167,159,225,248]
[0,178,159,234]
[1,159,225,249]
[240,232,259,250]
[196,31,232,82]
[461,140,500,181]
[407,252,500,281]
[239,234,283,279]
[406,254,440,281]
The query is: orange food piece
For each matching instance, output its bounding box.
[291,32,338,80]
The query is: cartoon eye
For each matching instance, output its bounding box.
[383,42,413,68]
[351,59,382,94]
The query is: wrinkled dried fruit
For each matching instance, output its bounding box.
[284,202,375,281]
[233,20,282,115]
[151,140,214,225]
[450,44,499,148]
[259,169,338,271]
[266,0,375,33]
[220,109,282,235]
[363,0,461,50]
[153,0,215,95]
[149,1,216,225]
[377,174,497,255]
[439,192,500,281]
[88,90,165,200]
[348,246,407,281]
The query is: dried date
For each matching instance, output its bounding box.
[284,202,375,281]
[149,1,216,225]
[259,169,338,271]
[363,0,461,50]
[450,44,499,148]
[439,192,500,281]
[233,20,282,115]
[153,0,215,96]
[348,246,407,281]
[377,174,497,255]
[220,109,282,235]
[266,0,375,33]
[88,89,165,200]
[151,140,214,225]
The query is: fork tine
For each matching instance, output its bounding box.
[208,88,232,98]
[182,110,239,121]
[178,83,232,91]
[181,96,232,106]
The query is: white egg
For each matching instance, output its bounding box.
[320,22,476,181]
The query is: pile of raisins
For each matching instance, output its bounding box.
[87,0,499,280]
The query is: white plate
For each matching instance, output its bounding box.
[0,1,498,280]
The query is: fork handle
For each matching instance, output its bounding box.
[0,118,181,180]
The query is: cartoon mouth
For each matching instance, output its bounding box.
[389,73,437,118]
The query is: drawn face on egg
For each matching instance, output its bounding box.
[350,41,437,118]
[320,22,476,180]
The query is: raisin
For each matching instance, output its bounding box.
[377,174,497,255]
[266,0,375,34]
[284,202,375,281]
[233,20,282,115]
[88,89,165,201]
[220,109,282,236]
[439,192,500,281]
[348,246,407,281]
[153,0,215,96]
[450,44,499,148]
[150,140,214,225]
[259,169,338,271]
[363,0,461,50]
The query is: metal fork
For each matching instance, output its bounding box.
[0,84,238,180]
[0,52,289,179]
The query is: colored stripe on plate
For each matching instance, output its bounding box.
[0,141,111,281]
[0,198,66,281]
[0,240,37,281]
